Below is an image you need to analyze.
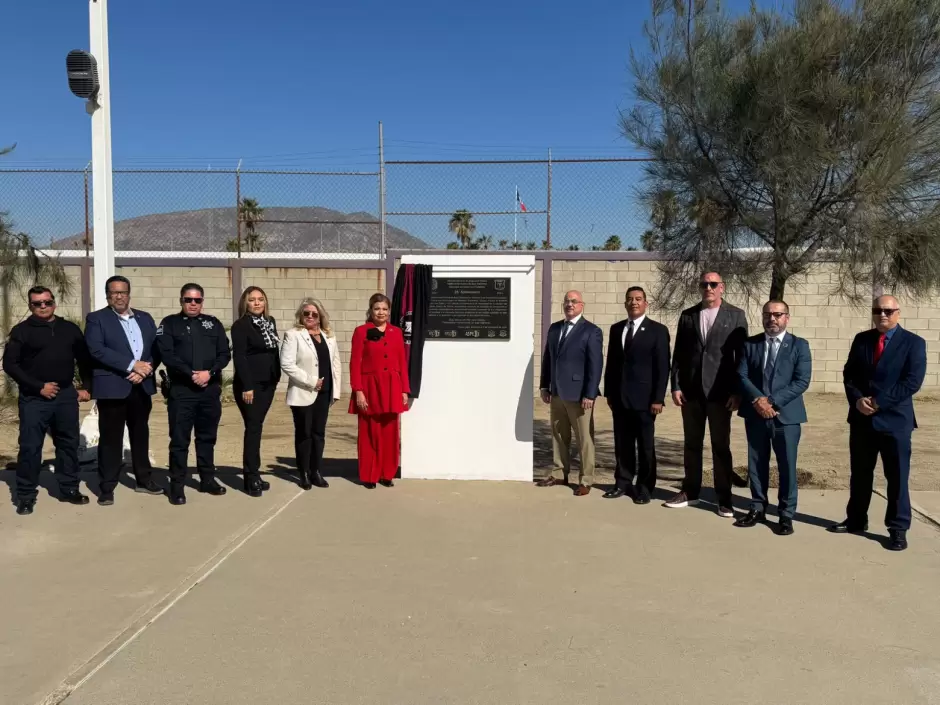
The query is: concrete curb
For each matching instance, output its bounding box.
[872,488,940,532]
[36,488,305,705]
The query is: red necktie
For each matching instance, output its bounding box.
[873,334,886,365]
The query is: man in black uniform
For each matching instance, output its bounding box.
[156,283,231,505]
[2,286,93,515]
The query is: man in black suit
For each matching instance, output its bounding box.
[829,295,927,551]
[602,287,671,504]
[665,272,749,518]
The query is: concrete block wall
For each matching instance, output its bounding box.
[548,261,936,395]
[241,267,386,394]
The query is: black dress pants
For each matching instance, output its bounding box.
[167,388,222,492]
[234,383,276,480]
[612,407,657,494]
[97,386,154,495]
[291,391,331,478]
[680,396,734,505]
[16,388,81,501]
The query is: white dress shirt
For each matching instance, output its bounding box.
[622,314,646,348]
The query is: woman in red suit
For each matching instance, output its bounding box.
[349,293,410,488]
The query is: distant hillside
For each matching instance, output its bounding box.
[52,206,427,252]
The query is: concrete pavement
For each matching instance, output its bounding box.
[4,479,938,705]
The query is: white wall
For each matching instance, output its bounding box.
[401,254,535,481]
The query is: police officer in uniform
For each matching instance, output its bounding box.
[156,283,232,505]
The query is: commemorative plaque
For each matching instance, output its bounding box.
[426,277,511,341]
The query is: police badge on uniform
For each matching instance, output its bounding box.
[202,319,214,330]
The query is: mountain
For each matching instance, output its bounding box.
[51,206,427,252]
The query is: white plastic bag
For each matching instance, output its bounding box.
[73,401,155,469]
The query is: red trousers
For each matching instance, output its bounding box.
[357,413,400,483]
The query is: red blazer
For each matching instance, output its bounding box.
[348,323,411,415]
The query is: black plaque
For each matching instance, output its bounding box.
[426,278,511,341]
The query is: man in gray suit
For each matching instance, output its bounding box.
[733,300,812,535]
[665,272,748,517]
[537,290,603,496]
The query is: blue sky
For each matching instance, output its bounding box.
[2,0,762,249]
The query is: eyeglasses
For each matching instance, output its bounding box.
[302,311,319,319]
[29,299,55,308]
[872,308,899,316]
[762,311,788,319]
[563,299,581,305]
[182,297,204,304]
[107,290,129,297]
[699,281,721,290]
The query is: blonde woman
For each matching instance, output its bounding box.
[280,298,342,490]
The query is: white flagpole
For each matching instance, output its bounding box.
[514,185,518,244]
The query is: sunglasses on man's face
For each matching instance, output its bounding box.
[699,281,721,290]
[29,299,55,308]
[302,311,319,318]
[182,297,203,304]
[872,308,899,316]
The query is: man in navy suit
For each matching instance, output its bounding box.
[537,290,603,496]
[829,295,927,551]
[84,275,162,505]
[602,286,671,504]
[733,300,812,535]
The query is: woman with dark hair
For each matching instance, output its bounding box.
[231,286,281,497]
[348,293,410,489]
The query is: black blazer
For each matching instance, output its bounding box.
[670,301,748,402]
[604,317,671,411]
[231,315,282,391]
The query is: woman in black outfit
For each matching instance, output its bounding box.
[231,286,282,497]
[280,297,341,490]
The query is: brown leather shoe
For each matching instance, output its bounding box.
[536,477,568,487]
[574,485,591,496]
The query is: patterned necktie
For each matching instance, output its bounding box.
[624,319,635,350]
[874,333,886,365]
[560,321,573,344]
[763,337,778,393]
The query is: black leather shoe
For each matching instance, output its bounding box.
[169,493,186,506]
[15,499,35,515]
[777,517,795,536]
[887,529,908,551]
[733,509,766,528]
[244,478,263,498]
[312,472,330,488]
[298,472,313,491]
[363,482,376,489]
[198,480,226,496]
[135,481,164,496]
[827,520,868,534]
[259,479,271,492]
[603,487,626,499]
[97,493,115,506]
[59,490,90,505]
[633,490,652,505]
[379,479,394,488]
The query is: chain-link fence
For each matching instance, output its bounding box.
[0,157,654,255]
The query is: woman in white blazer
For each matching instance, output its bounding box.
[280,298,342,490]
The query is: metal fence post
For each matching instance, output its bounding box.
[546,148,552,249]
[379,121,387,255]
[235,160,242,257]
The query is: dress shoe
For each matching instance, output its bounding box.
[298,472,313,491]
[134,481,164,496]
[633,489,652,505]
[717,505,735,519]
[602,487,627,499]
[731,471,748,488]
[169,493,187,506]
[312,472,330,488]
[198,480,227,496]
[15,499,35,516]
[664,491,698,508]
[827,520,868,534]
[536,477,568,488]
[363,482,376,489]
[59,490,90,505]
[244,478,263,498]
[574,485,591,496]
[97,493,115,506]
[259,479,271,492]
[777,517,794,536]
[887,529,908,551]
[379,479,394,488]
[733,509,766,528]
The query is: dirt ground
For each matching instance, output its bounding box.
[1,393,938,491]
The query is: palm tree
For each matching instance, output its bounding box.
[525,241,537,251]
[602,235,622,251]
[227,197,265,253]
[567,244,580,251]
[476,235,494,250]
[498,239,509,250]
[447,210,476,249]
